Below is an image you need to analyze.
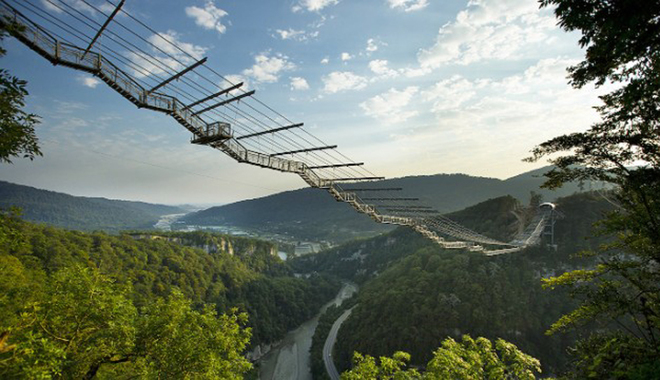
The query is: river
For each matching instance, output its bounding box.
[258,282,357,380]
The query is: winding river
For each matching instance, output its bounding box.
[258,282,357,380]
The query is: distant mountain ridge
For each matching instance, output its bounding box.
[183,166,594,242]
[0,181,185,232]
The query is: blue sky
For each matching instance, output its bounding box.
[0,0,605,205]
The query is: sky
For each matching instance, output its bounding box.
[0,0,606,205]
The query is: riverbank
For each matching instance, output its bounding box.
[258,282,358,380]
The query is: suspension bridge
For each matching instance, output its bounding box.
[0,0,553,254]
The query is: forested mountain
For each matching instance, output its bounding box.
[292,192,614,376]
[0,181,186,232]
[0,215,340,350]
[183,187,392,242]
[183,167,594,243]
[289,195,546,282]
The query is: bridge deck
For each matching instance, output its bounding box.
[1,3,547,254]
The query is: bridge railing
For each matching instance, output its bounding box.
[59,41,101,70]
[299,165,331,188]
[1,5,215,138]
[3,4,539,255]
[140,90,174,113]
[523,215,547,246]
[171,99,208,135]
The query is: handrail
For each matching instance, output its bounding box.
[0,5,548,254]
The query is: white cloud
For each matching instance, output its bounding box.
[322,71,367,93]
[422,75,480,112]
[321,57,330,64]
[77,75,101,88]
[341,52,353,61]
[41,0,64,13]
[355,59,603,180]
[368,59,399,79]
[185,1,229,35]
[417,0,556,70]
[360,86,419,124]
[293,0,339,12]
[148,30,207,59]
[387,0,429,12]
[127,31,207,78]
[400,67,432,78]
[421,59,585,116]
[386,58,603,178]
[242,53,295,83]
[224,74,250,90]
[275,28,305,40]
[273,28,318,41]
[366,38,379,52]
[41,0,96,15]
[290,77,310,91]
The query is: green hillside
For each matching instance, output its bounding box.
[0,215,340,348]
[292,192,614,376]
[0,181,186,232]
[182,167,592,243]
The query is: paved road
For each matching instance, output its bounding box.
[323,307,354,380]
[259,283,357,380]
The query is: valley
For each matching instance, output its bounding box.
[2,0,657,377]
[0,176,615,378]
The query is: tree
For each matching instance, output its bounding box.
[0,265,137,379]
[126,291,252,379]
[425,336,540,380]
[342,351,420,380]
[527,0,660,189]
[0,23,41,163]
[0,265,253,379]
[526,0,660,376]
[341,335,541,379]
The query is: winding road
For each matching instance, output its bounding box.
[323,307,355,380]
[259,283,357,380]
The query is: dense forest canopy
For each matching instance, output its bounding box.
[0,211,341,377]
[295,192,615,377]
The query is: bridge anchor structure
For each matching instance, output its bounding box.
[0,0,553,254]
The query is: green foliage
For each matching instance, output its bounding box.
[109,290,252,379]
[2,265,136,378]
[342,351,420,380]
[232,275,340,344]
[562,333,660,380]
[0,266,252,379]
[425,336,540,380]
[290,226,435,284]
[527,1,660,378]
[341,336,540,379]
[296,191,615,375]
[445,196,520,242]
[0,213,341,377]
[0,23,41,163]
[333,246,576,374]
